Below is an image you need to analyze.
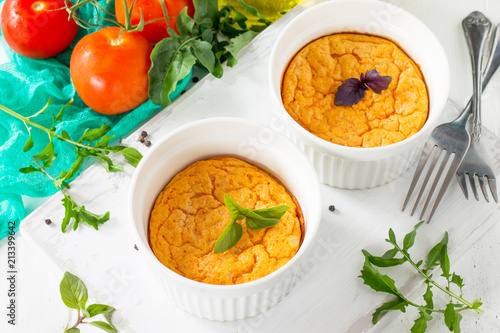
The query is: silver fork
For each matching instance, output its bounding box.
[456,14,498,203]
[402,11,493,222]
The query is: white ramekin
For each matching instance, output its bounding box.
[128,118,322,321]
[269,0,450,189]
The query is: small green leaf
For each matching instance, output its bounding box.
[410,309,432,333]
[444,302,455,330]
[359,258,405,299]
[362,249,406,267]
[381,248,399,259]
[176,7,195,35]
[60,156,84,183]
[88,321,117,333]
[61,195,110,232]
[82,308,90,319]
[60,272,88,311]
[191,39,217,76]
[440,244,450,279]
[120,147,143,168]
[403,221,424,252]
[61,130,71,141]
[194,0,218,27]
[238,0,272,25]
[65,328,80,333]
[19,166,40,174]
[245,216,281,230]
[423,282,434,309]
[43,153,57,168]
[451,273,464,290]
[95,154,124,173]
[86,304,115,318]
[425,232,448,271]
[23,134,34,152]
[214,219,243,253]
[372,298,408,324]
[226,30,258,61]
[471,300,483,309]
[253,205,289,219]
[81,123,112,142]
[453,311,463,333]
[96,135,116,149]
[388,228,397,244]
[223,194,249,220]
[32,142,54,161]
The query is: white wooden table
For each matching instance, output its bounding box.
[2,0,500,332]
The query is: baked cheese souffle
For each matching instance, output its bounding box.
[282,33,428,148]
[149,157,304,285]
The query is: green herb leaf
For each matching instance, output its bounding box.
[60,272,88,311]
[19,166,40,174]
[194,0,219,27]
[440,244,451,279]
[61,195,110,232]
[23,134,34,152]
[214,219,243,253]
[423,283,434,309]
[359,258,405,299]
[388,228,397,244]
[81,123,111,142]
[372,298,408,324]
[149,36,197,106]
[226,30,258,66]
[120,147,143,168]
[451,273,464,290]
[381,248,399,259]
[65,328,80,333]
[32,141,54,161]
[453,312,463,333]
[88,321,118,333]
[425,232,448,271]
[86,304,115,318]
[444,302,456,330]
[471,300,483,309]
[403,221,424,252]
[191,39,218,76]
[223,194,249,220]
[95,154,124,173]
[410,309,432,333]
[176,7,196,35]
[362,249,406,267]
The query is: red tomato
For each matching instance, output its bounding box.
[0,0,78,59]
[70,27,153,115]
[115,0,195,45]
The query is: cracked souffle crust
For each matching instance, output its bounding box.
[281,33,429,148]
[149,157,304,285]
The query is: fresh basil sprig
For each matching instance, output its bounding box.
[60,272,117,333]
[148,0,269,106]
[214,194,289,253]
[359,222,483,333]
[0,99,143,232]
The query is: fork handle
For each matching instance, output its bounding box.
[463,11,492,139]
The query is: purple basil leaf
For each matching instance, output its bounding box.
[334,78,368,106]
[363,69,392,94]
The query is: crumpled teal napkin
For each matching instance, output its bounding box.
[0,0,190,239]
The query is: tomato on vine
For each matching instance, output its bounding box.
[115,0,195,45]
[1,0,79,59]
[70,27,152,115]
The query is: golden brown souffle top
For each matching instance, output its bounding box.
[281,33,429,148]
[149,157,303,285]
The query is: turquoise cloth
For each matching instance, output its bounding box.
[0,0,191,238]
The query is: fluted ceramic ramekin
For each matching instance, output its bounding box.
[128,118,321,321]
[269,0,450,189]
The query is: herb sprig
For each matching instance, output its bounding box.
[360,222,483,333]
[60,272,117,333]
[148,0,271,106]
[214,194,289,253]
[0,99,142,232]
[335,69,392,106]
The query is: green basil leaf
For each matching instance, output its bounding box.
[425,232,448,271]
[214,219,243,253]
[359,258,405,299]
[410,309,432,333]
[361,249,406,267]
[82,308,90,319]
[444,302,455,330]
[88,321,117,333]
[372,298,408,324]
[65,328,80,333]
[149,36,197,106]
[32,142,54,161]
[191,39,218,76]
[252,204,289,219]
[223,194,249,220]
[120,147,142,168]
[23,134,34,152]
[86,304,115,318]
[403,221,424,252]
[245,216,280,230]
[59,271,88,311]
[19,166,40,174]
[81,123,112,142]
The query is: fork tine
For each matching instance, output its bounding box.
[426,154,464,222]
[468,173,480,201]
[410,146,441,216]
[478,176,490,203]
[418,150,453,219]
[488,177,498,203]
[456,173,469,200]
[402,143,436,211]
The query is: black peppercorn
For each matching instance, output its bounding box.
[140,130,148,138]
[134,244,139,251]
[328,205,335,212]
[145,140,151,147]
[45,219,52,225]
